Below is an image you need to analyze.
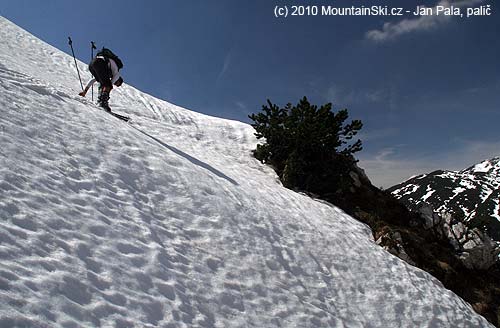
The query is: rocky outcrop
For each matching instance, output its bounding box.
[418,204,500,270]
[375,230,416,266]
[390,157,500,243]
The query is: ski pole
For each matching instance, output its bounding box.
[68,37,84,91]
[91,41,96,101]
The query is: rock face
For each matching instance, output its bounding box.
[389,157,500,270]
[417,204,500,270]
[375,230,416,266]
[460,232,500,270]
[389,157,500,242]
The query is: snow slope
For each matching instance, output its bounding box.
[0,16,493,327]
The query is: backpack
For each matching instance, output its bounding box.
[97,47,123,70]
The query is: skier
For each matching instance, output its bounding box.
[78,48,124,111]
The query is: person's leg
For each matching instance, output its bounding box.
[89,58,112,110]
[89,58,110,84]
[98,88,111,111]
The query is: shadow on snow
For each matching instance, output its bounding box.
[131,125,239,186]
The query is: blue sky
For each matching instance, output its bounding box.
[1,0,499,187]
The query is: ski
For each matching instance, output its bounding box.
[109,111,130,122]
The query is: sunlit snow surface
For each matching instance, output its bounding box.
[0,17,492,327]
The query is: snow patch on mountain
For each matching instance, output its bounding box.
[421,185,435,202]
[474,161,494,173]
[493,199,500,221]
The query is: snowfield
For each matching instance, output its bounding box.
[0,16,493,327]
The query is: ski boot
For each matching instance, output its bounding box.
[98,90,111,112]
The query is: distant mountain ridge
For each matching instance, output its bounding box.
[389,157,500,240]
